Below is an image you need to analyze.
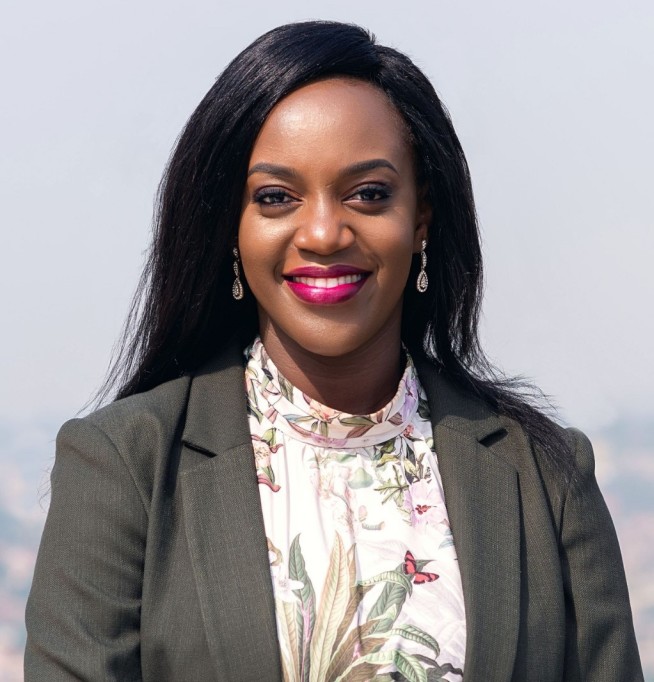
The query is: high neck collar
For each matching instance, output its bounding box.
[245,337,420,448]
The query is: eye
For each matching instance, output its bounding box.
[348,184,392,202]
[253,187,296,206]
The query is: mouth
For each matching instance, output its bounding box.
[282,266,370,304]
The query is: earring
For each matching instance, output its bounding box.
[416,239,428,293]
[232,247,244,300]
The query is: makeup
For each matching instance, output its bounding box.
[283,265,370,305]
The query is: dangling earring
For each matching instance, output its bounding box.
[416,239,428,293]
[232,247,244,300]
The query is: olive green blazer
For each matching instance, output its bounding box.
[25,345,643,681]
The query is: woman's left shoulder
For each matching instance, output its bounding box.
[491,413,596,509]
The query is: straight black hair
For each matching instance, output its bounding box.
[100,21,571,473]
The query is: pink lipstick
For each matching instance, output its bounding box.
[283,265,370,305]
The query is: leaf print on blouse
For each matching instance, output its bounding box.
[276,535,461,682]
[389,428,431,480]
[284,398,410,443]
[245,365,271,424]
[254,428,283,492]
[371,432,431,480]
[373,437,444,528]
[375,465,408,507]
[246,360,288,426]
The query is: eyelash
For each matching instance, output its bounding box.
[253,188,295,205]
[349,184,392,202]
[252,184,392,206]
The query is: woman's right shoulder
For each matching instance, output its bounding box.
[55,374,193,491]
[86,373,192,437]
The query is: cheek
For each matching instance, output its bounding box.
[239,214,278,277]
[367,219,417,271]
[238,223,296,318]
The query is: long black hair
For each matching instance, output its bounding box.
[101,21,571,471]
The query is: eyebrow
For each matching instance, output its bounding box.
[247,163,299,180]
[247,158,399,179]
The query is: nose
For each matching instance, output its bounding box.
[292,199,355,255]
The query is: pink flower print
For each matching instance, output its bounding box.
[403,480,447,527]
[402,424,414,437]
[264,406,279,423]
[252,438,272,468]
[253,435,282,492]
[257,474,281,492]
[305,396,340,423]
[314,462,351,501]
[271,565,304,603]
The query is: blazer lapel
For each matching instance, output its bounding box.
[179,344,282,682]
[415,357,521,680]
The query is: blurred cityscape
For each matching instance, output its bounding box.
[1,414,652,680]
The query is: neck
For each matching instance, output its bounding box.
[258,323,404,415]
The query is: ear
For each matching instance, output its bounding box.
[413,187,432,252]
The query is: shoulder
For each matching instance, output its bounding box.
[54,374,193,506]
[83,372,193,446]
[54,339,250,500]
[68,372,192,450]
[414,354,590,514]
[496,409,601,528]
[416,354,581,469]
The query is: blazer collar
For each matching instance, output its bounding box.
[180,345,520,681]
[414,353,521,679]
[181,343,252,454]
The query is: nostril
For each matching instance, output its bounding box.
[293,222,356,255]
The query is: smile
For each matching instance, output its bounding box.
[288,274,365,288]
[283,267,370,305]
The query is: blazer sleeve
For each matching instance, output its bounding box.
[25,417,147,681]
[560,428,644,681]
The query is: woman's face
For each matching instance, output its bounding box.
[239,78,430,358]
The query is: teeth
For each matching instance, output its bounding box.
[291,274,364,288]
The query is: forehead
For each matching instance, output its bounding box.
[249,78,412,168]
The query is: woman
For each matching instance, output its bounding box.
[25,21,642,682]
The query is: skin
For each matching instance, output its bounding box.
[239,78,431,414]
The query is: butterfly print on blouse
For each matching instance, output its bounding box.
[403,550,439,584]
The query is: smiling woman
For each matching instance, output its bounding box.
[25,21,643,682]
[240,78,429,412]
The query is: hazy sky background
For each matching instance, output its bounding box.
[1,0,652,434]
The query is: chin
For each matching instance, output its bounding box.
[257,300,404,361]
[286,329,366,358]
[273,317,401,361]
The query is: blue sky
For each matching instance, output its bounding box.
[1,0,652,433]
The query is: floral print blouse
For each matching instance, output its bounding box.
[245,338,466,681]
